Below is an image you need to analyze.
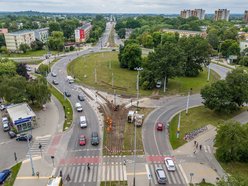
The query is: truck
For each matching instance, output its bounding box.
[135,114,144,127]
[127,111,135,123]
[67,76,74,84]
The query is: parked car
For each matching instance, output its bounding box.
[8,131,17,139]
[78,94,85,101]
[52,80,59,85]
[155,166,167,184]
[91,132,99,146]
[156,80,162,88]
[16,134,32,141]
[79,134,86,146]
[156,122,164,131]
[0,169,11,184]
[51,72,57,77]
[64,91,71,97]
[0,104,6,111]
[164,157,176,172]
[2,117,10,132]
[26,66,32,71]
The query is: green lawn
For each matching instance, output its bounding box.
[67,52,219,97]
[4,162,22,186]
[1,50,57,57]
[100,181,128,186]
[48,84,73,131]
[169,106,245,149]
[221,162,248,181]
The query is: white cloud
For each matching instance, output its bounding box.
[0,0,247,13]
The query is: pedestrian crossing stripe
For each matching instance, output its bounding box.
[26,136,51,157]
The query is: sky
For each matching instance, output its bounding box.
[0,0,247,14]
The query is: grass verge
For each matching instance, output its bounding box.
[4,162,22,186]
[100,181,128,186]
[68,52,219,97]
[169,106,245,149]
[48,84,73,131]
[107,25,117,47]
[1,50,57,57]
[221,162,248,181]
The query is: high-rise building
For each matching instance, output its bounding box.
[180,9,205,20]
[180,10,191,19]
[244,10,248,23]
[75,23,92,43]
[214,9,230,21]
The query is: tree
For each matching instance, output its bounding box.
[19,43,30,53]
[152,32,161,47]
[207,28,220,50]
[0,34,5,48]
[48,22,61,34]
[117,28,126,39]
[140,42,185,89]
[222,27,238,40]
[226,68,248,106]
[239,56,248,66]
[0,59,17,76]
[31,40,44,50]
[47,31,64,51]
[221,40,240,58]
[141,33,154,48]
[201,80,238,113]
[16,63,29,79]
[60,19,79,39]
[179,36,210,77]
[217,175,248,186]
[215,120,247,163]
[38,64,50,76]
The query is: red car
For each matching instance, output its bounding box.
[79,135,86,146]
[156,122,164,131]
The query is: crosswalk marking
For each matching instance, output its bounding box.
[27,135,51,157]
[93,165,97,182]
[79,166,84,182]
[74,166,80,183]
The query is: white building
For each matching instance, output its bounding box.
[34,28,49,43]
[4,30,35,51]
[7,103,36,133]
[240,40,248,52]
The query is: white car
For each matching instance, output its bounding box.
[164,157,176,171]
[26,66,32,71]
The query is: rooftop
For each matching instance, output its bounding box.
[77,23,92,30]
[162,28,204,34]
[7,30,34,35]
[7,103,36,122]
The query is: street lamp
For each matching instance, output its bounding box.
[185,88,192,115]
[134,67,143,100]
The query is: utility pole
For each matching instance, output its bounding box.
[207,65,211,82]
[135,67,143,100]
[27,136,35,176]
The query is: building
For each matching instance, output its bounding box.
[180,9,191,19]
[34,28,49,43]
[240,40,248,52]
[180,9,205,20]
[162,28,207,38]
[7,103,36,133]
[214,9,230,21]
[244,10,248,23]
[0,28,8,34]
[4,30,35,51]
[75,23,92,43]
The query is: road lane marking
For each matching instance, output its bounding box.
[178,164,189,183]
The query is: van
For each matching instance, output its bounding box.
[79,116,87,128]
[2,117,10,132]
[155,167,167,184]
[75,102,83,112]
[67,76,74,84]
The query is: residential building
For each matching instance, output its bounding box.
[162,28,207,38]
[4,30,35,51]
[0,28,8,34]
[7,103,36,133]
[75,23,92,43]
[180,9,205,20]
[214,9,230,21]
[34,28,49,43]
[244,10,248,23]
[240,40,248,52]
[180,9,191,19]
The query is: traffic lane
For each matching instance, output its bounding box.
[210,63,231,79]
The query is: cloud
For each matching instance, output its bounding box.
[0,0,247,13]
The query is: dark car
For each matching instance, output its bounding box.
[8,131,17,139]
[78,94,85,101]
[51,72,57,77]
[157,122,164,131]
[16,134,32,141]
[0,169,11,184]
[52,80,59,85]
[91,132,99,146]
[64,91,71,97]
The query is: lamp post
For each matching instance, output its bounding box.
[135,67,143,100]
[186,88,192,115]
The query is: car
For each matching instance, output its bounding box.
[52,80,59,85]
[26,66,32,71]
[156,80,162,88]
[91,132,99,146]
[155,167,167,184]
[75,102,83,112]
[164,157,176,171]
[79,134,86,146]
[0,169,11,184]
[16,134,32,141]
[51,72,57,77]
[156,122,164,131]
[64,91,71,97]
[0,104,6,111]
[112,49,116,51]
[8,131,17,139]
[78,94,85,101]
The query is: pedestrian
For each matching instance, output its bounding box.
[59,170,62,177]
[123,159,126,166]
[196,143,198,149]
[193,150,196,154]
[194,141,197,146]
[36,171,39,178]
[66,174,71,182]
[87,163,90,170]
[199,145,202,150]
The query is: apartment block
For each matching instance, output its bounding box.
[34,27,49,43]
[214,9,230,21]
[180,9,191,19]
[75,23,92,43]
[4,30,35,51]
[244,10,248,23]
[180,9,205,20]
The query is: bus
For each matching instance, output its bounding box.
[47,176,63,186]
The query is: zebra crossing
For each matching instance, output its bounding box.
[203,145,212,153]
[26,135,51,157]
[148,163,185,185]
[101,162,127,181]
